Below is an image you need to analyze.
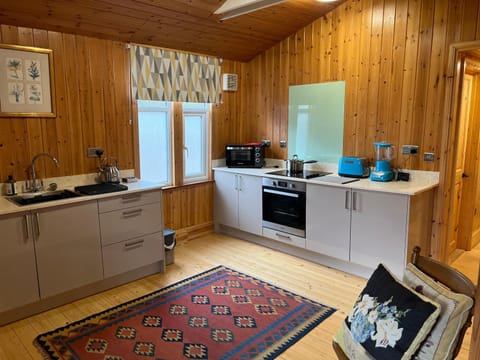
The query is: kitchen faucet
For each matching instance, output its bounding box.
[30,152,60,192]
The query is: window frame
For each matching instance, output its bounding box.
[134,100,211,187]
[136,100,174,186]
[182,103,211,184]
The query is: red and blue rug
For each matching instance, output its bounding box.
[35,265,335,359]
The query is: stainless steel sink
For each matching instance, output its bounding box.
[9,189,82,206]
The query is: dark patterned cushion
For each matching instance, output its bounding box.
[334,264,441,360]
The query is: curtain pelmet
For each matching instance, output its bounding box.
[131,45,223,104]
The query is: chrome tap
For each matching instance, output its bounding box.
[30,153,60,192]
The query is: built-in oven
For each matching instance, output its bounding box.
[262,177,306,238]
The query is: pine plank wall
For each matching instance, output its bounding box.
[1,0,480,240]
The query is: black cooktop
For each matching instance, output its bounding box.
[74,183,128,195]
[267,170,331,179]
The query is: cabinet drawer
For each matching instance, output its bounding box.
[262,228,306,248]
[100,202,162,245]
[102,232,164,278]
[98,190,162,213]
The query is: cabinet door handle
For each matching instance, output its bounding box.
[234,175,239,191]
[121,194,142,203]
[124,239,145,248]
[352,192,358,211]
[122,209,143,217]
[33,212,40,238]
[345,191,350,210]
[23,214,30,240]
[275,232,292,241]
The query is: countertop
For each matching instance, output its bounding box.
[213,166,439,196]
[0,171,163,216]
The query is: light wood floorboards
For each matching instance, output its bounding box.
[0,232,473,359]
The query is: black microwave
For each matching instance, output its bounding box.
[225,144,265,168]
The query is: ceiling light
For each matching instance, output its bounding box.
[215,0,287,21]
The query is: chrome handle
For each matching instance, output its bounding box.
[122,209,143,217]
[23,214,30,240]
[124,239,145,248]
[263,188,299,198]
[121,194,142,203]
[238,175,242,191]
[234,175,239,191]
[345,191,350,210]
[352,192,358,211]
[33,212,40,237]
[275,232,292,241]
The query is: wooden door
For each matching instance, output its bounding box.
[457,67,480,251]
[448,74,472,256]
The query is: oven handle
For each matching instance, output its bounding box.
[263,188,300,198]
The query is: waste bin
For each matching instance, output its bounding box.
[164,228,176,265]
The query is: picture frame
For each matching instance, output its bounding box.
[0,44,55,117]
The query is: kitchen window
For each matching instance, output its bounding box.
[183,103,210,183]
[136,100,210,186]
[137,100,173,185]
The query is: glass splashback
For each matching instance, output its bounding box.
[288,81,345,162]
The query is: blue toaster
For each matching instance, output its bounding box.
[338,157,371,178]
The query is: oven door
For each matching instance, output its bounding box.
[262,186,306,237]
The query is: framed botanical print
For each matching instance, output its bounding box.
[0,44,56,117]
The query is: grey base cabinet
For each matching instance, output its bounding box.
[0,189,164,321]
[214,171,262,236]
[0,201,103,312]
[0,214,39,313]
[306,184,409,277]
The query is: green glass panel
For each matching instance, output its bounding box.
[288,81,345,163]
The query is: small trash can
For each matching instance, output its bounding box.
[163,228,176,265]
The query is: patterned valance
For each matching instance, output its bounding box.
[130,45,223,104]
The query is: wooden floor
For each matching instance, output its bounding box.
[0,232,473,359]
[451,242,480,285]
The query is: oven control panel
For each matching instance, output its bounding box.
[262,178,306,192]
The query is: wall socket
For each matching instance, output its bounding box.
[401,145,419,155]
[87,147,104,158]
[423,152,435,162]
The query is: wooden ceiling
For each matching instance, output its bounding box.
[0,0,346,62]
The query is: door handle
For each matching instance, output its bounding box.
[345,191,350,210]
[33,212,40,238]
[462,173,469,178]
[24,214,30,240]
[352,192,358,211]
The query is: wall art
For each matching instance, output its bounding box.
[0,44,55,117]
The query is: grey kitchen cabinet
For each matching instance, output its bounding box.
[349,189,409,277]
[98,190,164,278]
[33,201,103,298]
[0,213,40,313]
[0,201,103,311]
[307,184,409,277]
[306,184,351,261]
[214,170,263,236]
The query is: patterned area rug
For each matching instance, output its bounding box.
[34,265,335,359]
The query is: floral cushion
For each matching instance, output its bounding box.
[334,264,441,360]
[403,263,474,360]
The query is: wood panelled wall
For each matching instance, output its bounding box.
[242,0,480,170]
[0,25,134,182]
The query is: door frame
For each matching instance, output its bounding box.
[434,40,480,262]
[434,40,480,360]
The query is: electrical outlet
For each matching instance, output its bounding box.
[262,139,271,147]
[87,147,104,158]
[402,145,419,155]
[423,152,435,162]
